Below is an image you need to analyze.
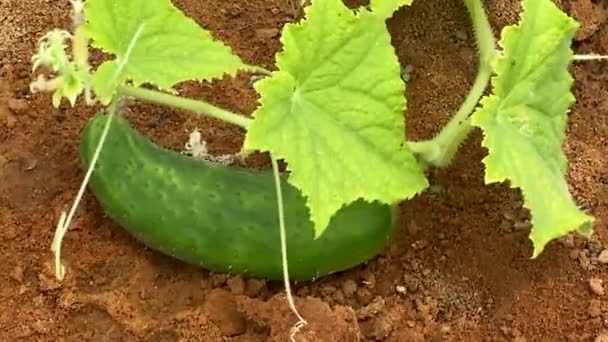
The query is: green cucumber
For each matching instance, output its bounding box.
[79,112,397,281]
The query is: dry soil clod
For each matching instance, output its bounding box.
[590,278,605,296]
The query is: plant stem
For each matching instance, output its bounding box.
[463,0,497,69]
[409,65,492,166]
[118,85,253,129]
[408,0,496,167]
[245,64,273,76]
[573,54,608,61]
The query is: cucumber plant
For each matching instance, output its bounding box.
[30,0,606,337]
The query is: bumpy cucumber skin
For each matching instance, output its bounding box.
[79,112,397,281]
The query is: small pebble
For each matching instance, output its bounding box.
[511,328,523,338]
[401,64,414,82]
[333,289,345,303]
[587,237,604,255]
[360,269,376,289]
[356,287,374,305]
[580,253,594,271]
[590,278,605,296]
[356,296,386,319]
[598,250,608,264]
[415,298,431,320]
[204,289,246,337]
[11,266,24,283]
[341,279,358,298]
[404,276,420,293]
[7,98,28,114]
[360,316,392,340]
[18,285,27,295]
[244,278,266,297]
[226,276,244,295]
[596,333,608,342]
[5,114,16,128]
[589,299,602,317]
[562,234,576,249]
[570,249,581,260]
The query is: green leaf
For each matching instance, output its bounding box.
[244,0,428,237]
[471,0,594,257]
[82,0,246,103]
[370,0,414,19]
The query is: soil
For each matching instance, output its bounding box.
[1,0,608,341]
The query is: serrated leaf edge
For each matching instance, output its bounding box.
[245,0,428,236]
[472,0,594,257]
[82,0,249,94]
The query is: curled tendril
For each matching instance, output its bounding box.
[31,29,73,73]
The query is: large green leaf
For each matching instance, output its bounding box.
[471,0,594,256]
[83,0,246,103]
[244,0,427,237]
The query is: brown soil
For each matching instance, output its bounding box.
[1,0,608,341]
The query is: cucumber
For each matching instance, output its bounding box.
[79,112,397,281]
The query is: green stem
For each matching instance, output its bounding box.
[245,64,273,76]
[463,0,497,68]
[117,85,253,129]
[408,0,496,167]
[409,66,492,166]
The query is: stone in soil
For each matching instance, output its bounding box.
[360,315,392,340]
[590,278,605,296]
[589,299,602,318]
[598,250,608,264]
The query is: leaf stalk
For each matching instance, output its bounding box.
[117,85,253,129]
[408,0,496,167]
